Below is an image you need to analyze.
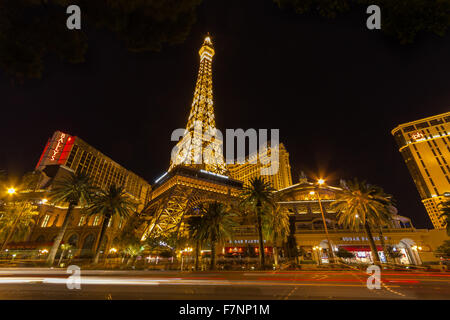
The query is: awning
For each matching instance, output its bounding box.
[339,245,384,252]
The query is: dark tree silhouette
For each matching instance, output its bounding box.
[0,0,202,80]
[274,0,450,44]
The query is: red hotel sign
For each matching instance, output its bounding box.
[36,131,74,169]
[51,132,67,161]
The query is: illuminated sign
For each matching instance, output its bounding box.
[51,133,67,161]
[36,131,74,170]
[411,131,424,141]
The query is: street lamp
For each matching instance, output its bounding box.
[313,246,322,265]
[315,179,336,264]
[7,187,16,195]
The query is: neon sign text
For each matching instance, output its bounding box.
[51,133,66,161]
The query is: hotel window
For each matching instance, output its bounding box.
[66,145,78,168]
[78,215,86,226]
[118,218,123,229]
[416,121,429,129]
[93,215,100,226]
[107,218,112,228]
[430,119,443,126]
[41,215,50,227]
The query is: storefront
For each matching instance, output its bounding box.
[338,245,387,263]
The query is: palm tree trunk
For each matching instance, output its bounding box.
[364,222,381,265]
[210,240,216,270]
[93,215,110,264]
[256,204,266,270]
[47,203,74,265]
[378,227,388,263]
[58,249,66,266]
[195,240,200,271]
[273,233,278,269]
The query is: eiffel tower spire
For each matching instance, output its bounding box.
[169,35,228,175]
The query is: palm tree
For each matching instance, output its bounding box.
[87,184,136,264]
[202,202,236,270]
[331,179,394,265]
[0,170,45,251]
[262,202,290,269]
[439,200,450,236]
[47,172,95,265]
[0,201,39,244]
[186,214,206,271]
[240,177,275,270]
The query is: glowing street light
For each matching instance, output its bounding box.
[109,248,118,253]
[7,187,16,195]
[41,198,48,204]
[318,179,325,185]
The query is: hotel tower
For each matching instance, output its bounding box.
[392,112,450,229]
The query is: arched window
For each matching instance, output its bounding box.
[67,234,79,247]
[82,234,95,250]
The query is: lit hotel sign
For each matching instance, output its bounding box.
[51,132,68,161]
[411,131,424,141]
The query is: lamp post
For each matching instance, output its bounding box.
[312,179,336,264]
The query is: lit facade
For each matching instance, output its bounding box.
[224,179,441,265]
[392,112,450,229]
[25,131,152,256]
[227,143,293,190]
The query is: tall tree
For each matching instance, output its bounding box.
[262,202,290,269]
[0,0,202,80]
[434,240,450,259]
[241,177,275,270]
[186,214,207,271]
[87,184,136,264]
[0,200,39,244]
[201,202,236,270]
[0,170,45,250]
[439,200,450,236]
[274,0,450,44]
[331,178,394,265]
[47,172,95,265]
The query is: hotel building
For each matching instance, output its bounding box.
[392,112,450,229]
[226,177,445,266]
[227,143,293,190]
[16,130,152,257]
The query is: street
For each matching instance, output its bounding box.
[0,268,449,300]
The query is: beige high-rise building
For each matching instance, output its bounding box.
[227,143,293,190]
[392,112,450,229]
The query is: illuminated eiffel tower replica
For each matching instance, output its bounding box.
[139,35,243,240]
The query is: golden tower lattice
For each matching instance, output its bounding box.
[169,36,227,175]
[138,36,242,240]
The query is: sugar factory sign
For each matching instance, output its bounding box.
[341,236,387,242]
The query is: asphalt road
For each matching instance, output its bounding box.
[0,268,449,300]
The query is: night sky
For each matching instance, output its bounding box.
[1,0,449,229]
